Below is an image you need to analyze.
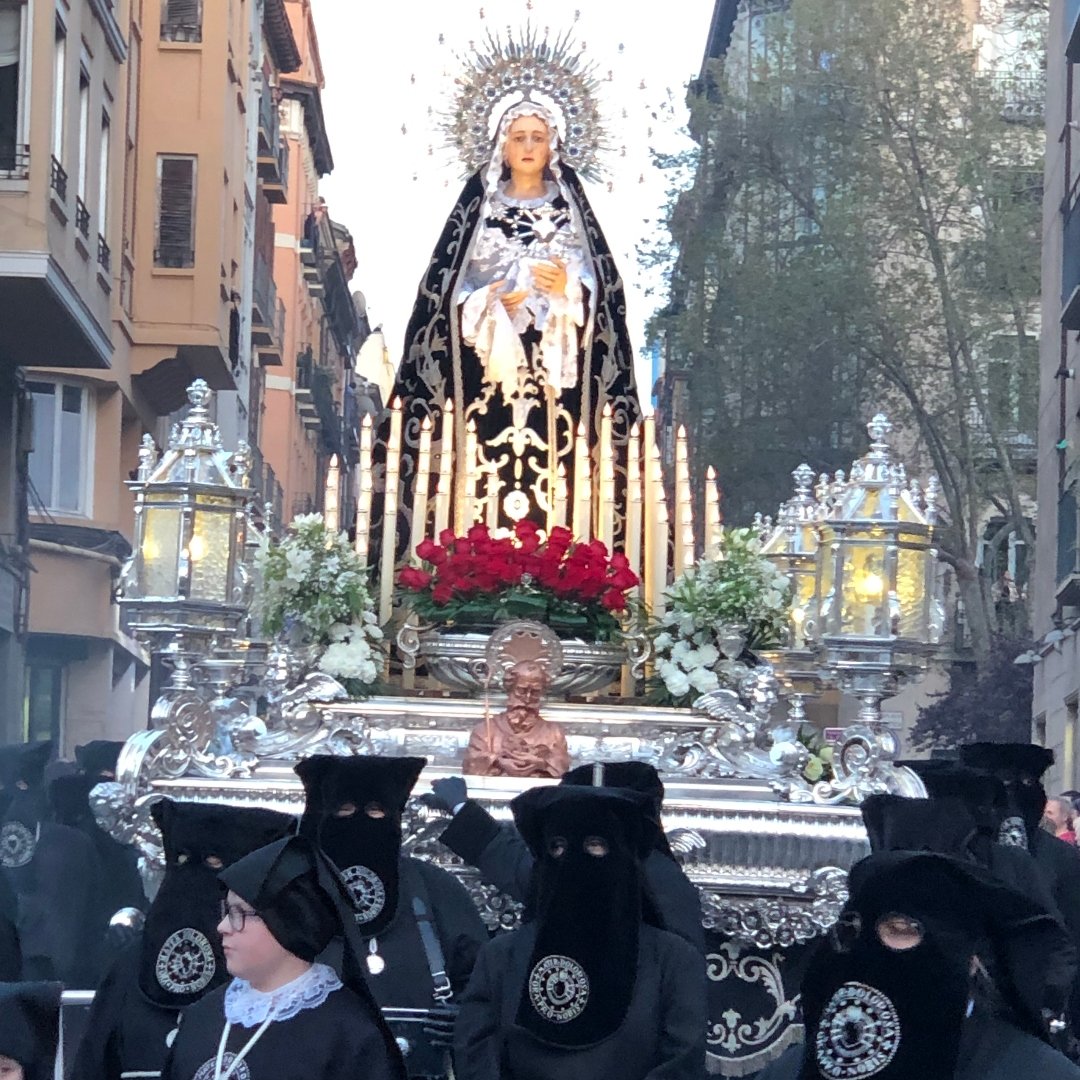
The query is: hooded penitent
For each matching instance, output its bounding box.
[561,761,675,860]
[860,793,979,857]
[0,981,62,1080]
[0,741,53,875]
[75,739,125,782]
[959,743,1055,850]
[141,800,295,1009]
[510,785,658,1048]
[798,852,1069,1080]
[295,755,426,937]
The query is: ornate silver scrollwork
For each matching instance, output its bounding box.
[803,724,925,805]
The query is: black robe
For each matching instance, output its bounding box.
[756,1013,1080,1080]
[454,922,706,1080]
[163,982,401,1080]
[70,945,181,1080]
[4,821,103,985]
[0,866,19,980]
[356,857,489,1005]
[440,800,705,953]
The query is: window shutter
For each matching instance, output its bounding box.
[157,156,194,266]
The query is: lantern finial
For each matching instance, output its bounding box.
[867,413,892,449]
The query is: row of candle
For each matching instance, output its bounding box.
[350,400,724,626]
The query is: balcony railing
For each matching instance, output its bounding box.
[986,72,1045,126]
[312,365,343,457]
[257,75,280,156]
[256,298,286,366]
[252,252,279,343]
[0,144,29,180]
[50,156,68,202]
[75,197,91,239]
[97,235,111,274]
[261,138,289,204]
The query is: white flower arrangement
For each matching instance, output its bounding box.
[650,527,792,708]
[254,513,382,696]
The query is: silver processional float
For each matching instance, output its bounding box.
[91,31,946,1078]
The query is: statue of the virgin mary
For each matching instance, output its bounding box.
[382,39,641,538]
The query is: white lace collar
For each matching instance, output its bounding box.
[223,962,342,1028]
[495,179,559,209]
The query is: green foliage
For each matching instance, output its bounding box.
[653,0,1044,661]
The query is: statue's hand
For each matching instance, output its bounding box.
[498,286,528,316]
[532,258,567,297]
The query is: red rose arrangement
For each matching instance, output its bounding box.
[397,520,640,641]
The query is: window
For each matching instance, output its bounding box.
[0,2,26,177]
[155,154,196,267]
[77,68,90,200]
[51,20,65,163]
[23,664,62,744]
[27,380,91,514]
[98,110,110,229]
[161,0,202,43]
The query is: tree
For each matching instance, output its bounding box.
[652,0,1045,665]
[910,636,1035,749]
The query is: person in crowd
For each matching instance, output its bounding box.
[295,754,489,1079]
[72,799,295,1080]
[162,834,406,1080]
[426,760,705,953]
[757,851,1080,1080]
[0,740,102,985]
[74,740,126,784]
[1047,796,1079,845]
[0,981,62,1080]
[454,784,706,1079]
[861,792,1076,1030]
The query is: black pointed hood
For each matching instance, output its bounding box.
[295,755,426,937]
[139,799,295,1009]
[959,743,1053,847]
[75,739,125,781]
[0,981,62,1080]
[0,742,53,873]
[510,785,656,1049]
[860,794,977,856]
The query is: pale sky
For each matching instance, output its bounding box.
[313,0,715,393]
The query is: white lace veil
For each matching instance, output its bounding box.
[482,100,573,217]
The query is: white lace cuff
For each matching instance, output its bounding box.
[224,962,343,1028]
[461,284,527,392]
[540,269,585,391]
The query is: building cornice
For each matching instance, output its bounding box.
[282,80,334,175]
[264,0,301,74]
[90,0,128,63]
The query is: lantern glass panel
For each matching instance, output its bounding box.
[896,546,929,639]
[841,542,889,637]
[141,506,182,597]
[189,509,233,602]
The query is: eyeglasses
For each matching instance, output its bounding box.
[220,900,262,932]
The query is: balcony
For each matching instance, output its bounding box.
[311,365,344,457]
[257,75,280,156]
[251,252,278,345]
[75,197,91,240]
[986,72,1045,126]
[97,235,111,275]
[295,349,318,427]
[0,144,29,181]
[1057,485,1080,606]
[261,138,289,205]
[256,299,286,366]
[50,157,67,202]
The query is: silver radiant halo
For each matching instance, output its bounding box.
[815,981,901,1080]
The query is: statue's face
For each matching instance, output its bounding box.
[504,114,551,180]
[506,668,546,725]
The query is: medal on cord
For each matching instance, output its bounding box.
[213,1016,273,1080]
[367,937,385,975]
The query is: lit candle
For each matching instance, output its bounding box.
[485,470,499,530]
[323,454,341,538]
[650,440,669,618]
[378,398,402,626]
[554,464,569,528]
[464,420,479,527]
[572,422,590,540]
[674,425,694,571]
[433,401,453,537]
[642,414,657,613]
[705,465,722,555]
[354,415,373,565]
[598,403,614,551]
[626,423,642,597]
[409,417,433,559]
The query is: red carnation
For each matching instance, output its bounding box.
[398,566,433,591]
[431,582,455,605]
[601,588,628,612]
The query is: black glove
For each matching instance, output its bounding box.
[422,1004,459,1050]
[422,776,468,815]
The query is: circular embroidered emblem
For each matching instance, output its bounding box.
[155,928,217,995]
[815,981,901,1080]
[997,815,1028,849]
[528,955,590,1024]
[0,822,36,868]
[194,1053,250,1080]
[341,864,386,924]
